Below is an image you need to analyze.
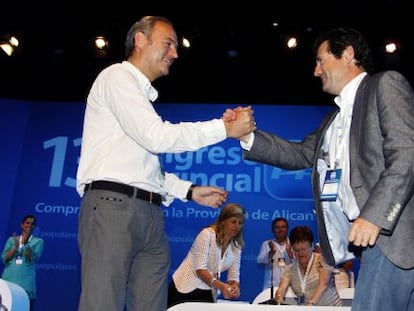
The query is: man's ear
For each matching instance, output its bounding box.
[342,45,355,64]
[134,31,147,48]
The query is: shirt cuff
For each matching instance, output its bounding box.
[240,132,255,151]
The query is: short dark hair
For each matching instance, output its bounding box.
[272,217,288,229]
[313,27,373,74]
[289,226,314,245]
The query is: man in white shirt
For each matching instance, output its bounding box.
[257,217,293,290]
[76,16,255,311]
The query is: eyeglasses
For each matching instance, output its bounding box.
[292,245,312,254]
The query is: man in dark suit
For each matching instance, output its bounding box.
[227,28,414,310]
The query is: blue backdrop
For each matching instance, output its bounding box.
[0,98,333,310]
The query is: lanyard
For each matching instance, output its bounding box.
[296,253,314,293]
[329,102,353,169]
[329,114,345,169]
[19,235,33,248]
[273,241,286,257]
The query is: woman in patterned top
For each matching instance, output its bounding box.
[167,203,246,307]
[275,226,342,306]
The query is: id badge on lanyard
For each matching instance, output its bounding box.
[16,255,23,265]
[320,168,342,201]
[16,245,23,265]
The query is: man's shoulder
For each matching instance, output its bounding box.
[260,239,273,245]
[364,70,412,94]
[99,61,128,75]
[370,70,407,83]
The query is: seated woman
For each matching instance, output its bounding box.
[275,226,342,306]
[167,203,246,307]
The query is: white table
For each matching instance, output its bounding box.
[168,301,352,311]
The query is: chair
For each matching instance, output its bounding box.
[338,287,355,306]
[335,269,355,291]
[252,286,297,304]
[0,278,30,311]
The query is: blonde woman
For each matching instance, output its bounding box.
[168,203,246,307]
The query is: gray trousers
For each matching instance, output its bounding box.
[78,189,170,311]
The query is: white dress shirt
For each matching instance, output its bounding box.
[76,61,226,205]
[320,72,367,220]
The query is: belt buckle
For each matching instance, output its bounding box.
[149,192,153,204]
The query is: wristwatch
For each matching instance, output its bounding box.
[186,184,196,200]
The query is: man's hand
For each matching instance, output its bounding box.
[192,186,228,208]
[222,108,238,122]
[349,218,380,247]
[223,106,256,139]
[268,240,276,258]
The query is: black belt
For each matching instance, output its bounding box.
[84,180,162,206]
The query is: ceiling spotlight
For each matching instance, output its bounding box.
[9,36,19,47]
[0,43,13,56]
[385,42,397,54]
[94,36,109,50]
[181,37,191,48]
[0,35,19,56]
[286,37,298,49]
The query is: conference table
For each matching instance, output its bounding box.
[168,301,352,311]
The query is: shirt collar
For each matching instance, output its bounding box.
[334,72,367,109]
[122,61,159,102]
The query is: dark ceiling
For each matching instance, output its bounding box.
[0,1,412,106]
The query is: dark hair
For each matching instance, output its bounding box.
[289,226,314,245]
[21,214,36,226]
[212,203,246,249]
[124,15,174,59]
[313,27,373,74]
[272,217,288,229]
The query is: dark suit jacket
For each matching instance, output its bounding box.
[245,71,414,269]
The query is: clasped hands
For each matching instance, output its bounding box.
[197,106,255,209]
[222,106,256,141]
[222,281,240,299]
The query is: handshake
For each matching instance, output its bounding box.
[222,106,256,142]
